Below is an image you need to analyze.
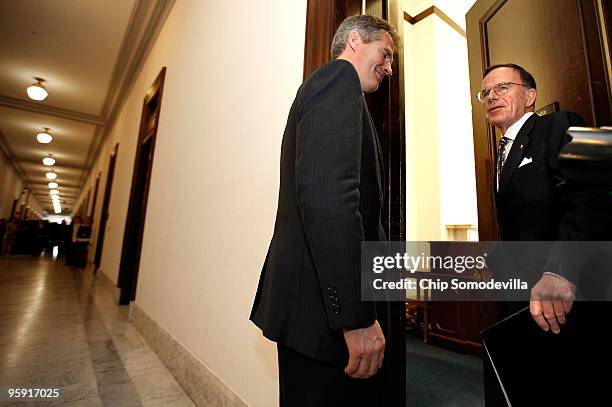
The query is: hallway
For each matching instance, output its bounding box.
[0,254,195,406]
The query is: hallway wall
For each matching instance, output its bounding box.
[0,153,22,219]
[404,0,478,241]
[77,1,307,405]
[0,153,42,219]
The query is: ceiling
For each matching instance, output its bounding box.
[0,0,173,216]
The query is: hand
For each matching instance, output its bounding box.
[343,320,385,379]
[530,274,576,334]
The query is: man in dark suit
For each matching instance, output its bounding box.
[480,63,612,405]
[250,15,399,406]
[480,63,587,331]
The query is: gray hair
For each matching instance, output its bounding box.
[330,15,400,59]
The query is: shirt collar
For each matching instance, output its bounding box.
[503,112,534,141]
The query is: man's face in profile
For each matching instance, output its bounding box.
[482,67,535,133]
[352,30,394,93]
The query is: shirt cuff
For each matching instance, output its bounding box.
[542,271,570,282]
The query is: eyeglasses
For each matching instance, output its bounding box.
[476,82,529,102]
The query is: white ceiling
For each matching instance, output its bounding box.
[0,0,136,115]
[0,0,171,215]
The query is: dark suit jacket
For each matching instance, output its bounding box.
[486,112,612,406]
[496,111,584,241]
[495,111,611,284]
[250,59,385,366]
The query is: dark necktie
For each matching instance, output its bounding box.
[496,136,510,189]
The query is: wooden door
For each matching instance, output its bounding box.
[467,0,612,241]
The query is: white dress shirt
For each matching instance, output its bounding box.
[497,112,534,191]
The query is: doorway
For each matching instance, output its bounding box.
[117,67,166,305]
[93,143,118,272]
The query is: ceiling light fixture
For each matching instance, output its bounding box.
[48,182,58,189]
[27,77,48,101]
[45,171,57,180]
[49,189,59,195]
[37,128,53,144]
[42,155,55,166]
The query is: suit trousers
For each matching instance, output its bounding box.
[277,343,383,407]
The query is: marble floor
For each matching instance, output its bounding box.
[0,252,196,406]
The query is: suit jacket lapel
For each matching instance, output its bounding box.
[498,114,537,204]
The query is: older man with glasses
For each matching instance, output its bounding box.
[479,63,587,330]
[478,63,612,405]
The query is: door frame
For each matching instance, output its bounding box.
[93,143,119,272]
[117,67,166,305]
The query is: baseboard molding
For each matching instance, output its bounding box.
[130,302,248,407]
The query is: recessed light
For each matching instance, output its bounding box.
[48,182,58,189]
[45,172,57,180]
[27,77,48,101]
[49,189,59,195]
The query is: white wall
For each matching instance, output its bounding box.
[404,1,478,241]
[78,1,306,405]
[404,16,442,241]
[434,8,478,231]
[0,153,23,219]
[0,153,44,219]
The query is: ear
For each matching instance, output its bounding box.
[525,88,537,109]
[347,30,362,52]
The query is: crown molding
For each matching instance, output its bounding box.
[0,95,107,126]
[404,6,466,38]
[13,156,87,170]
[82,0,177,183]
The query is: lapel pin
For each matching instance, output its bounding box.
[520,144,524,149]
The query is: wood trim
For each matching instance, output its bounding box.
[578,0,612,125]
[404,6,466,37]
[469,0,508,241]
[90,173,101,219]
[478,0,507,71]
[117,67,166,304]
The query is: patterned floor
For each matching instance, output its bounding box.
[0,252,195,406]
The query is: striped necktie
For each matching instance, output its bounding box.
[496,136,510,189]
